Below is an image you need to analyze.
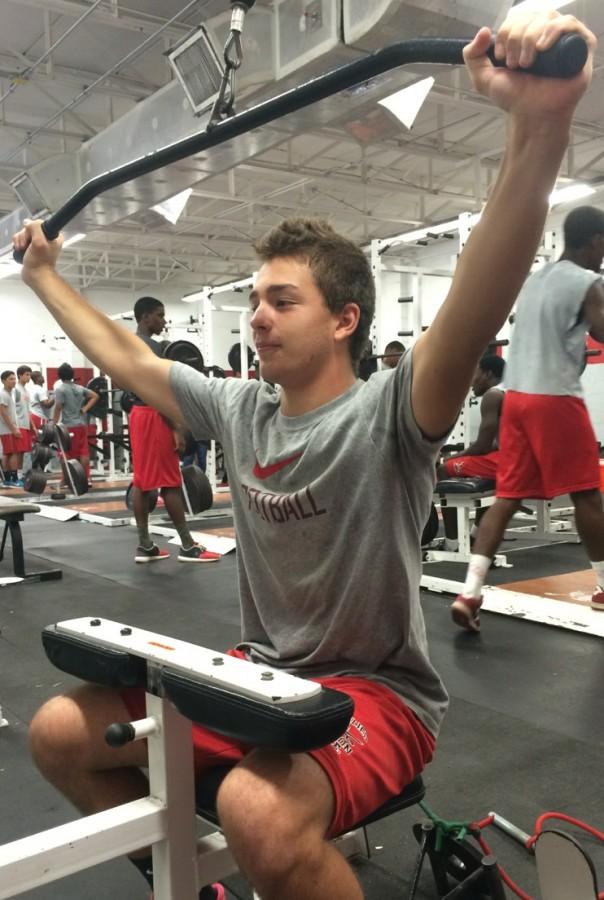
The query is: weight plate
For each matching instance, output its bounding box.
[181,464,213,514]
[162,340,204,372]
[125,482,158,512]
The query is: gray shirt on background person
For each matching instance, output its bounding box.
[505,260,601,397]
[14,385,31,429]
[0,388,17,436]
[171,352,448,739]
[54,382,91,427]
[30,383,52,420]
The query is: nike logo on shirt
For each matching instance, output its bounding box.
[253,451,303,480]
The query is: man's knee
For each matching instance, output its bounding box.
[29,692,85,774]
[571,487,602,511]
[29,684,141,774]
[217,754,331,881]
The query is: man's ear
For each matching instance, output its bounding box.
[334,302,361,344]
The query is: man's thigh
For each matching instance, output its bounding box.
[307,677,434,838]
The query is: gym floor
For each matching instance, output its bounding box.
[1,509,603,899]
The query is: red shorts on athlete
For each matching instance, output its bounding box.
[121,659,434,839]
[443,451,499,480]
[63,424,90,459]
[16,427,33,453]
[0,433,19,455]
[129,404,181,492]
[30,414,45,434]
[497,391,600,499]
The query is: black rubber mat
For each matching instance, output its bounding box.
[1,516,602,899]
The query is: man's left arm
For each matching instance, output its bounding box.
[412,11,595,439]
[81,389,100,416]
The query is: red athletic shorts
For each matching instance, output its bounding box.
[31,414,45,433]
[0,433,19,455]
[64,424,90,459]
[129,405,181,492]
[443,451,499,480]
[121,660,435,839]
[16,427,33,453]
[497,391,600,499]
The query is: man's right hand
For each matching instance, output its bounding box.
[11,425,20,438]
[13,219,64,286]
[464,11,595,128]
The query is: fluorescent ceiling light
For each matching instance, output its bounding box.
[109,310,134,320]
[183,277,254,303]
[220,305,251,313]
[151,188,192,225]
[63,232,86,248]
[512,0,575,12]
[549,183,595,207]
[378,77,434,129]
[387,213,481,247]
[182,288,207,304]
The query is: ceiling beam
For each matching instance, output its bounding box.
[3,0,192,39]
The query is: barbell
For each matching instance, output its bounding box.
[89,341,208,418]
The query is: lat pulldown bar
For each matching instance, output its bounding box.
[12,33,587,261]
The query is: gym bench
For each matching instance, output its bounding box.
[0,496,62,583]
[423,478,508,567]
[0,617,510,900]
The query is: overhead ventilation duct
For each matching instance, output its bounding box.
[0,0,513,252]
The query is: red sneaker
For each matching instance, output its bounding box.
[135,544,170,563]
[591,590,604,611]
[178,543,221,563]
[451,595,482,632]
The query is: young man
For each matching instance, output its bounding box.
[0,370,21,486]
[29,370,54,431]
[14,364,34,482]
[438,355,505,481]
[436,355,505,548]
[128,295,220,564]
[52,363,100,484]
[382,339,405,369]
[452,205,604,632]
[13,11,596,900]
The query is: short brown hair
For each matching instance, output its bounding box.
[254,218,375,368]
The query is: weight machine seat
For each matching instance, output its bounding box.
[0,497,62,583]
[195,764,425,831]
[435,477,495,495]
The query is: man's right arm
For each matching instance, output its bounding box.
[582,282,604,343]
[13,220,185,426]
[0,403,19,435]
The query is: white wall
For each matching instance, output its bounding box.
[0,277,248,377]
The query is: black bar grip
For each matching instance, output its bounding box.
[487,32,588,79]
[13,219,57,264]
[11,33,587,264]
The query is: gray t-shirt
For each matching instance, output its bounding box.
[54,382,91,426]
[171,353,448,738]
[14,385,30,428]
[30,384,51,420]
[0,388,17,436]
[505,261,601,396]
